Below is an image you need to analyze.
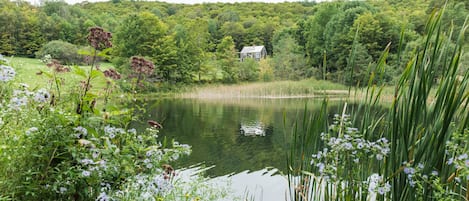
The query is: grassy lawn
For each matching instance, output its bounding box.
[7,56,115,91]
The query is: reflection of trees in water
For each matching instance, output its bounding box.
[129,99,388,177]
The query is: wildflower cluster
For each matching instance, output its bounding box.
[65,124,192,200]
[401,161,437,187]
[131,56,155,76]
[0,65,15,82]
[368,173,391,195]
[103,68,121,80]
[88,27,112,50]
[446,129,469,183]
[310,114,391,196]
[110,172,174,200]
[104,125,126,139]
[6,86,51,111]
[40,54,52,64]
[108,166,234,201]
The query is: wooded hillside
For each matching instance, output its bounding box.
[1,0,468,85]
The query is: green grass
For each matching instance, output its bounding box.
[7,56,115,92]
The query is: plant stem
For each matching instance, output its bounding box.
[53,72,60,100]
[78,49,97,114]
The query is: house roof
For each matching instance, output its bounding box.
[240,46,265,54]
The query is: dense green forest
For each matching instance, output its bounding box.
[1,0,468,86]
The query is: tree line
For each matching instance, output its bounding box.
[1,0,468,86]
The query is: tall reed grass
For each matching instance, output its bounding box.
[179,79,348,99]
[287,7,468,201]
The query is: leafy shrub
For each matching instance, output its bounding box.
[36,40,82,65]
[238,58,259,82]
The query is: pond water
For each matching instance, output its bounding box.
[131,98,346,200]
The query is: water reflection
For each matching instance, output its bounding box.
[130,98,388,200]
[131,98,343,177]
[239,121,271,136]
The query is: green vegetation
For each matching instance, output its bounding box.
[287,8,468,201]
[0,30,233,201]
[1,0,468,200]
[1,0,468,88]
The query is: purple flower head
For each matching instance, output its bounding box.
[88,27,112,50]
[131,56,155,76]
[103,68,121,80]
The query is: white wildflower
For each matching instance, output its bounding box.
[448,157,454,165]
[82,170,91,177]
[0,65,15,82]
[96,192,111,201]
[33,88,50,103]
[73,126,88,138]
[26,127,38,136]
[316,163,325,173]
[127,128,137,135]
[376,154,383,160]
[8,96,27,110]
[404,167,415,175]
[343,142,353,150]
[92,150,100,159]
[81,159,94,165]
[417,163,424,169]
[59,187,67,194]
[457,153,468,160]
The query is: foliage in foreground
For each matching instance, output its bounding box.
[0,28,232,201]
[287,7,468,201]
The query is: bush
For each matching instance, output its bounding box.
[238,58,259,82]
[36,40,82,65]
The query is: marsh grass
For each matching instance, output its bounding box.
[287,7,469,201]
[179,79,349,99]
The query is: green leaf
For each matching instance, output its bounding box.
[77,48,93,56]
[90,69,104,79]
[73,66,87,78]
[41,70,53,79]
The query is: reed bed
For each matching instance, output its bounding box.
[178,79,349,99]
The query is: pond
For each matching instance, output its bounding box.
[131,98,347,200]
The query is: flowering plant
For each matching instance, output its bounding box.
[308,114,391,199]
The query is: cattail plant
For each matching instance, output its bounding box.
[287,6,469,201]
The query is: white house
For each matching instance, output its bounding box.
[239,45,267,62]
